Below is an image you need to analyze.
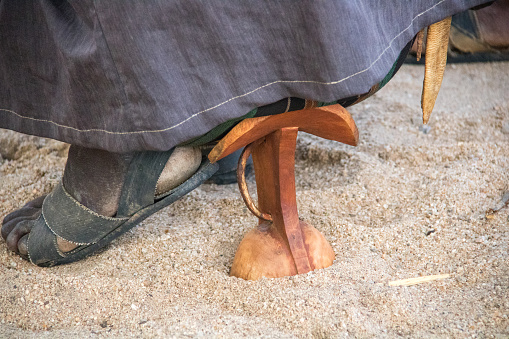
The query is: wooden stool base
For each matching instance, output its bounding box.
[230,220,334,280]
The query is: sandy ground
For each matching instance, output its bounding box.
[0,62,508,338]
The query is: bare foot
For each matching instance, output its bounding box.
[1,145,201,258]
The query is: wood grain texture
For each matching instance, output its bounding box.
[229,220,335,280]
[208,104,358,163]
[229,128,335,279]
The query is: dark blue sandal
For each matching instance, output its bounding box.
[26,149,218,267]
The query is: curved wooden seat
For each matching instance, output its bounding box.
[209,104,358,280]
[209,104,358,163]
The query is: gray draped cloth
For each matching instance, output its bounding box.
[0,0,490,152]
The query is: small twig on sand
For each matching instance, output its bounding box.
[389,274,450,286]
[485,191,509,219]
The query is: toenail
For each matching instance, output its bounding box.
[18,236,28,255]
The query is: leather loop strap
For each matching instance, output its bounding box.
[237,142,272,222]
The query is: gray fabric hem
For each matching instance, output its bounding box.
[0,0,492,152]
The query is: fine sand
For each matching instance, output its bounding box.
[0,62,508,338]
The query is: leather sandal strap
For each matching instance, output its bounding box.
[42,183,127,245]
[116,149,174,217]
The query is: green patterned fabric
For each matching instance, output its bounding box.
[183,108,258,147]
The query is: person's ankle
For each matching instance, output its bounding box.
[62,146,134,217]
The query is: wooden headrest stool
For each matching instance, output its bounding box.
[209,104,358,280]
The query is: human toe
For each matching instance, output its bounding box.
[5,219,34,253]
[2,209,40,240]
[23,195,46,208]
[3,206,41,224]
[17,234,29,256]
[2,195,45,224]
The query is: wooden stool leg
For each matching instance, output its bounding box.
[254,127,312,273]
[230,127,335,280]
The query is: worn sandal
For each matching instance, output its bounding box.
[27,149,218,267]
